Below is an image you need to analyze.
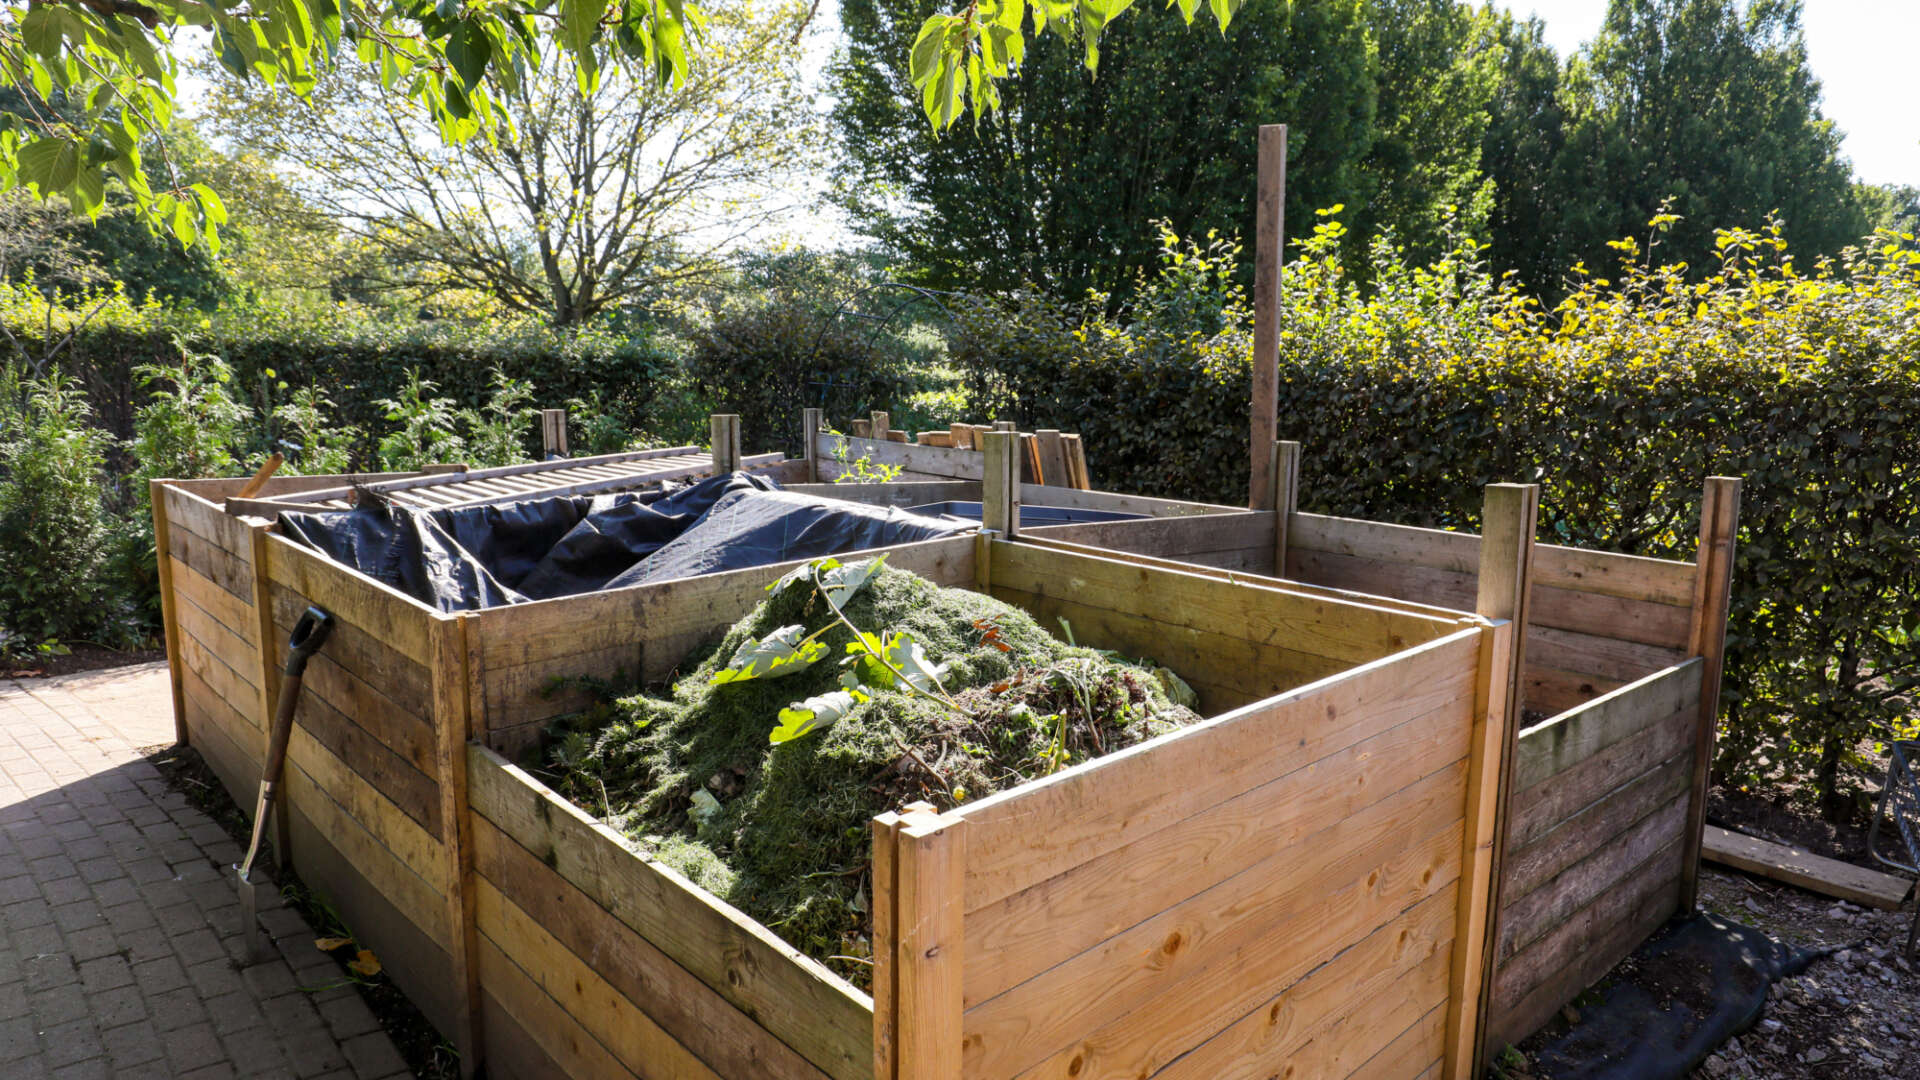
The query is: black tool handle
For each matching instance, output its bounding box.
[261,607,334,792]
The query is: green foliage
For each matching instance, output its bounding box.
[544,565,1196,983]
[459,368,539,468]
[0,374,127,645]
[271,386,359,476]
[375,371,466,472]
[955,213,1920,807]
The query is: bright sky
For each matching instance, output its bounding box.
[1495,0,1919,188]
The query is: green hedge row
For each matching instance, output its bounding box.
[953,219,1920,808]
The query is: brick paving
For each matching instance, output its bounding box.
[0,663,411,1079]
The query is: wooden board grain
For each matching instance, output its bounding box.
[1497,792,1689,962]
[1702,826,1913,911]
[170,556,258,649]
[1017,484,1241,519]
[264,533,438,662]
[1513,660,1702,790]
[269,585,433,718]
[466,747,873,1080]
[1507,703,1694,852]
[169,523,254,602]
[286,725,448,884]
[281,755,449,947]
[475,935,641,1080]
[290,678,442,839]
[1020,513,1274,564]
[176,622,260,721]
[1503,751,1693,903]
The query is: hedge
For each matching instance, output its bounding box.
[953,216,1920,807]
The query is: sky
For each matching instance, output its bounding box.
[1494,0,1919,188]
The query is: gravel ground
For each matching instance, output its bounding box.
[1687,866,1919,1080]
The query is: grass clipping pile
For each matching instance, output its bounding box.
[543,556,1201,987]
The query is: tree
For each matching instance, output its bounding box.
[1856,183,1920,237]
[1545,0,1867,278]
[833,0,1376,301]
[1475,10,1566,295]
[203,0,820,325]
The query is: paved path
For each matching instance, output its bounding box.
[0,663,411,1079]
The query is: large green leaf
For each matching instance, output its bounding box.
[711,624,828,685]
[770,688,857,744]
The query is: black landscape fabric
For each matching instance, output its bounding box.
[275,472,977,611]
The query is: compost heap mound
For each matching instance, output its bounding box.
[544,561,1202,987]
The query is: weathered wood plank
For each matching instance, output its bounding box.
[170,556,257,648]
[173,591,258,697]
[1507,702,1694,852]
[475,935,641,1080]
[264,533,439,662]
[466,746,873,1080]
[1702,826,1913,911]
[818,433,985,480]
[163,486,254,556]
[265,624,436,777]
[1504,750,1693,903]
[957,627,1481,913]
[1523,665,1622,718]
[1019,513,1274,563]
[897,811,965,1080]
[291,677,442,839]
[169,523,254,603]
[785,481,982,507]
[1527,625,1688,686]
[473,816,832,1080]
[1535,542,1697,608]
[962,812,1463,1080]
[267,585,433,720]
[176,623,259,720]
[1350,1004,1448,1080]
[1513,659,1702,790]
[179,673,259,797]
[286,725,447,883]
[476,877,724,1080]
[1017,484,1242,519]
[1498,792,1689,962]
[282,754,449,947]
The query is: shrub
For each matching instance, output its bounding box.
[955,213,1920,810]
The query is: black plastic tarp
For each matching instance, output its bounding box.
[276,473,976,612]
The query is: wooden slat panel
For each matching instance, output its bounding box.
[1129,891,1455,1080]
[174,592,258,694]
[1487,843,1682,1050]
[1523,665,1622,718]
[957,628,1481,912]
[1508,700,1694,852]
[473,817,832,1080]
[286,726,447,884]
[964,728,1470,1004]
[476,936,640,1080]
[282,754,449,947]
[476,878,724,1080]
[466,747,873,1080]
[1497,791,1688,962]
[177,623,259,719]
[1349,1004,1447,1080]
[163,486,254,556]
[169,556,257,648]
[989,541,1462,667]
[786,481,983,507]
[179,673,259,797]
[1513,660,1703,790]
[264,533,438,662]
[1527,625,1688,685]
[962,812,1464,1080]
[1019,514,1274,562]
[1018,484,1242,518]
[292,678,442,839]
[266,622,436,777]
[1535,542,1697,607]
[818,432,985,479]
[1505,749,1692,903]
[169,523,253,602]
[270,585,432,718]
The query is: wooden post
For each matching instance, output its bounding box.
[878,805,965,1080]
[949,423,973,451]
[992,420,1016,433]
[1032,430,1067,488]
[541,409,569,459]
[150,482,189,746]
[1248,123,1287,510]
[981,431,1020,537]
[871,411,891,443]
[1061,434,1091,490]
[1271,440,1301,576]
[433,613,485,1078]
[1448,483,1538,1080]
[1679,476,1741,910]
[710,414,741,475]
[803,408,823,482]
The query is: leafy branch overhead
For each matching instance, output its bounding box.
[907,0,1246,128]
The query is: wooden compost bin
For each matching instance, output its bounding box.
[972,442,1742,1063]
[156,453,1534,1080]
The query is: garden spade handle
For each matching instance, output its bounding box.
[237,607,334,885]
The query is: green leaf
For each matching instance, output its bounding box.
[21,7,64,59]
[770,689,857,744]
[767,554,888,608]
[910,16,947,85]
[16,137,80,195]
[446,19,492,92]
[710,624,828,685]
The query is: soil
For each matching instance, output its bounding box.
[147,742,462,1080]
[3,642,167,679]
[1708,786,1887,873]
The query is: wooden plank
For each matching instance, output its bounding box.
[1513,660,1703,790]
[476,878,723,1080]
[480,988,567,1080]
[872,813,902,1080]
[1524,664,1622,719]
[270,585,433,718]
[982,431,1019,536]
[177,623,260,720]
[153,484,190,745]
[1504,750,1694,902]
[291,675,442,839]
[466,746,874,1080]
[965,748,1469,1007]
[475,936,641,1080]
[1508,702,1694,852]
[285,726,447,883]
[1019,513,1272,563]
[1498,792,1689,962]
[1526,625,1687,686]
[957,626,1481,912]
[1060,435,1090,490]
[1351,1005,1448,1080]
[787,481,982,508]
[169,523,254,602]
[1682,478,1742,909]
[173,590,259,692]
[896,811,964,1080]
[988,540,1461,667]
[282,754,449,947]
[163,485,255,556]
[1017,484,1241,519]
[1702,826,1912,911]
[432,615,483,1072]
[180,674,259,797]
[1248,123,1285,511]
[1031,430,1067,487]
[962,811,1463,1080]
[1120,890,1454,1080]
[277,646,436,777]
[1487,842,1682,1050]
[264,533,438,661]
[252,444,706,508]
[1535,542,1698,608]
[474,816,831,1080]
[819,433,985,480]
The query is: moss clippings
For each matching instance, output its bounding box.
[540,562,1200,987]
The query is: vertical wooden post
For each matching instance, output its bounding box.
[150,481,188,746]
[949,423,973,451]
[991,420,1015,433]
[1447,483,1538,1080]
[981,431,1020,537]
[433,614,484,1078]
[881,805,965,1080]
[1032,430,1067,487]
[710,414,741,475]
[1061,434,1091,490]
[1271,440,1301,577]
[1679,476,1741,910]
[1248,123,1287,510]
[540,408,568,459]
[803,408,823,482]
[871,411,891,443]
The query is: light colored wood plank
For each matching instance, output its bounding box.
[264,532,439,661]
[466,746,874,1080]
[896,811,964,1080]
[1060,434,1091,490]
[432,615,483,1071]
[285,725,447,883]
[957,626,1481,912]
[787,481,982,508]
[819,433,985,480]
[168,553,256,648]
[1513,660,1703,790]
[1534,542,1697,608]
[1248,123,1285,511]
[282,751,449,946]
[278,646,435,777]
[1702,826,1912,911]
[475,935,641,1080]
[1031,430,1067,488]
[1272,440,1300,574]
[180,673,259,796]
[173,590,258,693]
[1017,484,1241,519]
[163,484,254,556]
[169,523,253,602]
[961,811,1463,1080]
[982,431,1019,536]
[177,622,259,720]
[1020,513,1272,563]
[872,812,901,1080]
[1526,625,1686,686]
[476,877,722,1080]
[269,585,433,718]
[253,444,705,508]
[1350,1004,1447,1080]
[473,815,832,1080]
[290,673,442,839]
[1682,477,1742,909]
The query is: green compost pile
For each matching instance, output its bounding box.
[541,557,1201,988]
